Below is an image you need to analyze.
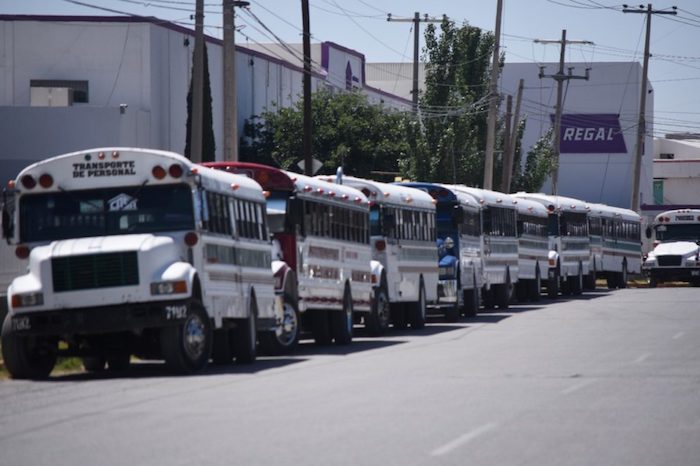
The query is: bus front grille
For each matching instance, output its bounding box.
[657,255,682,267]
[52,252,139,292]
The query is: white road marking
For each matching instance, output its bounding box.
[431,422,498,457]
[633,352,652,364]
[673,332,684,340]
[561,378,597,395]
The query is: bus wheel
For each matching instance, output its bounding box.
[161,300,212,374]
[463,286,479,318]
[530,267,542,302]
[1,315,57,380]
[331,286,353,345]
[260,293,300,355]
[619,262,628,289]
[106,351,131,372]
[409,279,426,329]
[648,275,658,288]
[547,267,560,299]
[495,271,511,310]
[311,310,332,345]
[233,302,258,364]
[82,356,106,373]
[366,285,390,336]
[391,304,408,330]
[570,265,583,296]
[211,328,233,364]
[606,273,618,289]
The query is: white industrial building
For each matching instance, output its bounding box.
[0,14,411,301]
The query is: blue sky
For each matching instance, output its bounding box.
[3,0,699,135]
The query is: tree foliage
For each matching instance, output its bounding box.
[241,89,417,179]
[511,127,555,193]
[415,18,497,187]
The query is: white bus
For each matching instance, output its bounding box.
[321,175,438,333]
[513,197,549,302]
[586,203,642,289]
[448,185,519,310]
[513,193,590,298]
[204,162,372,347]
[643,209,700,287]
[398,183,483,320]
[0,148,277,378]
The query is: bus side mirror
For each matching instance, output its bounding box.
[645,226,652,239]
[1,189,15,243]
[452,205,464,227]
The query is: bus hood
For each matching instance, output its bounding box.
[49,234,175,257]
[650,241,699,258]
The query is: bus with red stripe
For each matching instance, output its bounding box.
[204,162,372,350]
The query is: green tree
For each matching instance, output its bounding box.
[185,41,216,162]
[241,89,419,179]
[511,127,555,193]
[418,17,499,187]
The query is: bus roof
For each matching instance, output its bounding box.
[13,147,265,202]
[317,175,435,211]
[444,185,518,210]
[512,196,549,218]
[586,203,641,222]
[512,192,588,214]
[203,161,295,192]
[397,182,481,212]
[653,209,700,223]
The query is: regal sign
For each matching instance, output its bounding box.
[551,114,628,154]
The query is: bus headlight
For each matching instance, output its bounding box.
[150,280,188,295]
[11,292,44,308]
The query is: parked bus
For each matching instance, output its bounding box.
[204,162,372,348]
[513,193,590,298]
[643,209,700,287]
[586,203,642,289]
[512,196,549,301]
[447,185,519,309]
[398,183,482,320]
[319,175,438,333]
[0,148,277,378]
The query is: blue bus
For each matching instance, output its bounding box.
[398,183,482,320]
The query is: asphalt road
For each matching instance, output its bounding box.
[1,287,699,466]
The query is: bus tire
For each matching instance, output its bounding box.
[233,300,258,364]
[570,264,583,296]
[366,284,390,336]
[106,351,131,372]
[331,286,353,345]
[619,261,628,289]
[311,310,332,345]
[530,267,542,302]
[259,293,301,355]
[211,328,233,364]
[82,356,106,373]
[409,279,426,329]
[495,270,511,309]
[547,266,560,299]
[161,300,212,374]
[648,275,658,288]
[1,314,57,380]
[391,304,408,329]
[606,273,618,289]
[463,287,479,318]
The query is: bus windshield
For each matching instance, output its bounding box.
[19,184,194,242]
[655,223,700,242]
[436,202,458,238]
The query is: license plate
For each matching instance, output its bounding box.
[691,270,700,277]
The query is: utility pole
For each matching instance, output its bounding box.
[302,0,313,176]
[387,12,443,113]
[223,1,249,162]
[535,30,592,195]
[502,78,524,193]
[500,94,512,193]
[623,4,677,212]
[190,0,205,162]
[483,0,503,190]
